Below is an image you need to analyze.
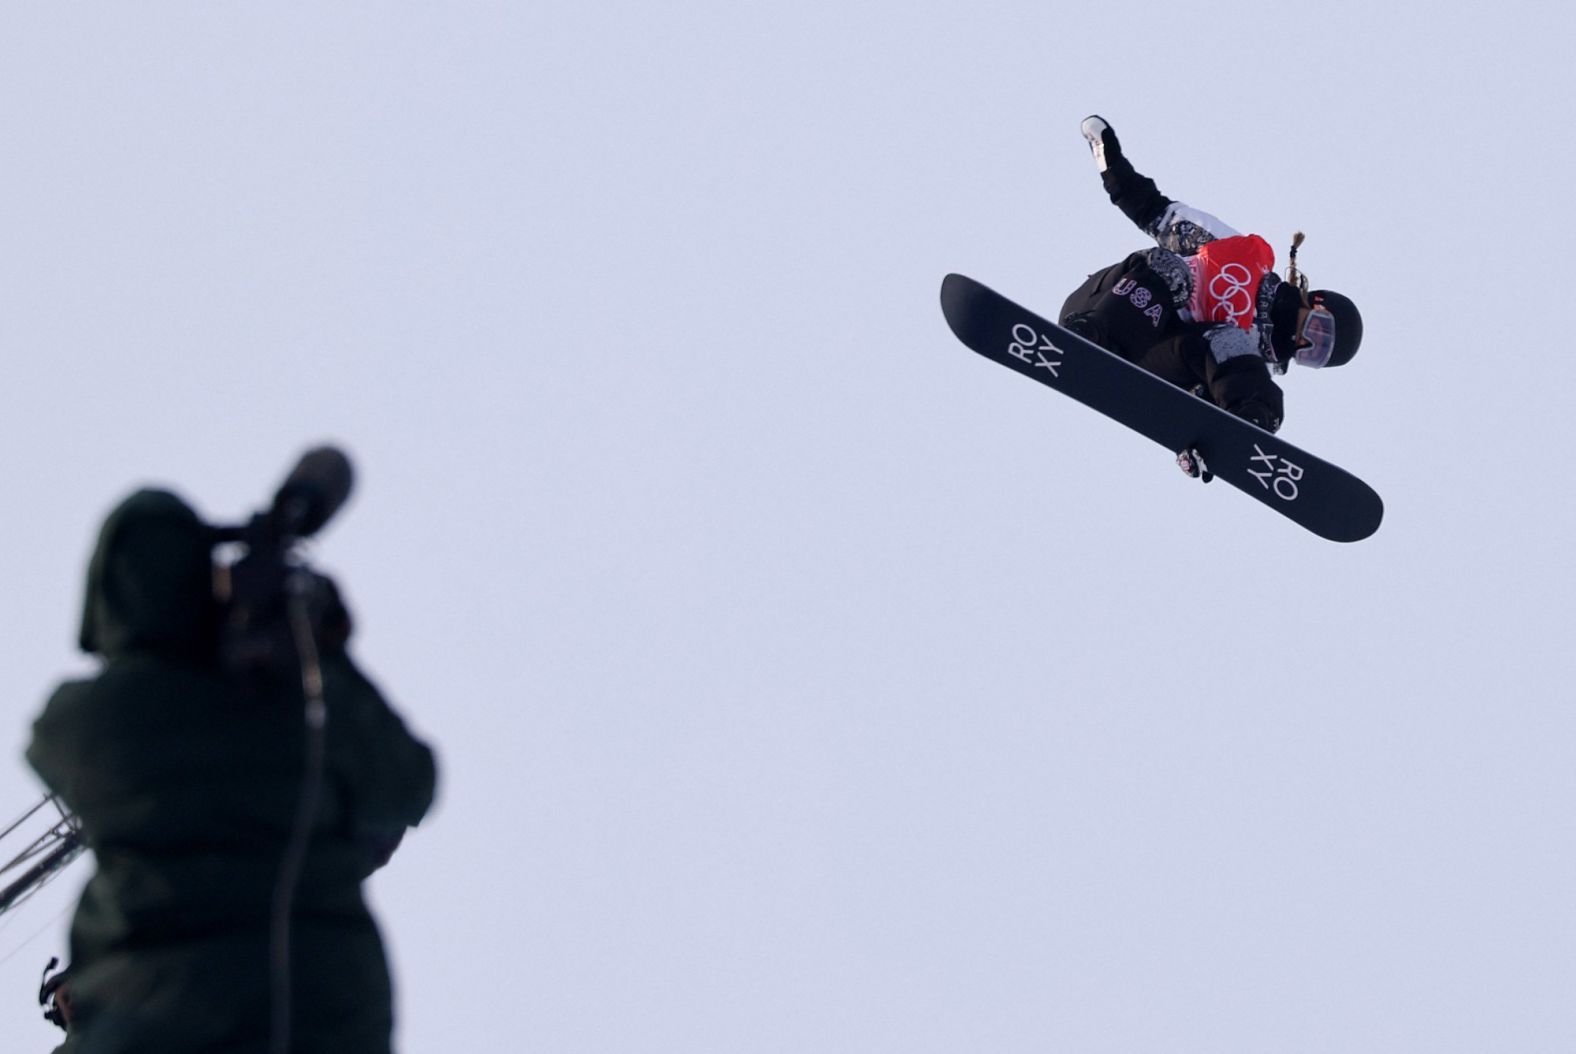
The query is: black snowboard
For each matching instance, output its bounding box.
[940,273,1383,542]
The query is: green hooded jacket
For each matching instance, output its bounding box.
[27,489,437,1053]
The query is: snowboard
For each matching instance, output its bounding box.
[940,273,1383,542]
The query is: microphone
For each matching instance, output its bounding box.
[268,446,354,539]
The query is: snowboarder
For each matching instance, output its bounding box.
[1059,115,1363,477]
[26,487,437,1053]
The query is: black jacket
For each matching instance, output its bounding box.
[27,489,437,1054]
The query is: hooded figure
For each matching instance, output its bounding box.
[27,489,437,1053]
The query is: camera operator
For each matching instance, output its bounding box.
[26,482,436,1053]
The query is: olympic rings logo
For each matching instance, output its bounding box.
[1208,263,1256,323]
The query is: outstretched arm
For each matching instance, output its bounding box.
[1080,116,1239,255]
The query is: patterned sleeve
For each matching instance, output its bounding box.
[1144,202,1242,256]
[1099,155,1239,257]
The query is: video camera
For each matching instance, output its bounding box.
[211,446,355,681]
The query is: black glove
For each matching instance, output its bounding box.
[1231,397,1282,434]
[306,572,354,655]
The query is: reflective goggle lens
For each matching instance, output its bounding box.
[1294,305,1336,368]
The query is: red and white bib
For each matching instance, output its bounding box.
[1186,234,1275,330]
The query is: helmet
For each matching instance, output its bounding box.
[1269,283,1363,369]
[1310,289,1362,367]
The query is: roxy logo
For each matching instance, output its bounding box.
[1208,263,1256,324]
[1248,443,1302,501]
[1007,323,1063,377]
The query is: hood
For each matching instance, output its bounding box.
[79,488,218,660]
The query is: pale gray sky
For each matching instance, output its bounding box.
[2,3,1573,1051]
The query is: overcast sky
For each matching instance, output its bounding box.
[2,3,1573,1051]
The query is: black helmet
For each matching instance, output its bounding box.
[1309,289,1362,367]
[1269,283,1363,369]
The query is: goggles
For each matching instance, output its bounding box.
[1293,302,1337,369]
